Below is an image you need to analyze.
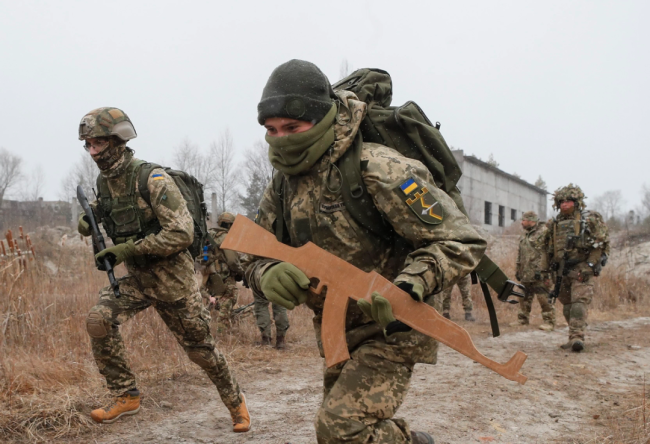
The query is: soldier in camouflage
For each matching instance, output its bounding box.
[253,287,290,349]
[245,60,486,444]
[543,184,609,352]
[77,108,250,432]
[515,211,555,330]
[196,212,244,333]
[440,274,475,321]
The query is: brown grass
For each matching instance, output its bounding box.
[1,226,649,442]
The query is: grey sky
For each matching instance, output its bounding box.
[1,1,648,213]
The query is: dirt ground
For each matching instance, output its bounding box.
[74,315,650,444]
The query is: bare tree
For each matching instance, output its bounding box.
[592,190,624,221]
[60,153,99,201]
[339,59,353,79]
[172,137,218,192]
[239,140,273,218]
[19,165,46,201]
[210,129,239,214]
[487,153,499,168]
[0,148,23,206]
[641,184,650,214]
[534,175,547,191]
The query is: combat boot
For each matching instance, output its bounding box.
[560,341,573,350]
[90,390,140,424]
[539,322,554,331]
[275,335,286,350]
[229,393,251,433]
[442,312,450,320]
[464,312,475,322]
[411,430,435,444]
[572,340,584,352]
[257,336,272,347]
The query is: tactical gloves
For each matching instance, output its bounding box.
[357,292,411,337]
[260,262,310,310]
[95,240,136,268]
[78,214,92,237]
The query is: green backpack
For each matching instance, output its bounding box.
[96,159,209,259]
[273,68,524,336]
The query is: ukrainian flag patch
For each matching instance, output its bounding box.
[396,177,444,225]
[152,173,164,181]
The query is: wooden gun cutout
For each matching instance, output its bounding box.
[222,215,527,384]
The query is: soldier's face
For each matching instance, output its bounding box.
[521,220,536,230]
[559,200,575,214]
[84,137,110,157]
[264,117,315,137]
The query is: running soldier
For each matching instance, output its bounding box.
[77,108,250,431]
[544,184,609,352]
[245,60,486,444]
[515,211,555,330]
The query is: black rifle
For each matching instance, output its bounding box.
[77,186,121,298]
[548,236,582,304]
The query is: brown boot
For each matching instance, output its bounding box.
[90,391,141,424]
[464,312,475,322]
[539,322,554,331]
[442,312,450,319]
[411,430,435,444]
[560,341,573,350]
[230,393,251,433]
[275,335,286,350]
[257,336,272,346]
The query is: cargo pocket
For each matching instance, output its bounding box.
[179,313,209,343]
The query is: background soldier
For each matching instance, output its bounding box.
[77,108,250,432]
[544,184,609,352]
[440,274,475,321]
[196,212,244,333]
[515,211,555,330]
[245,60,486,444]
[253,289,290,349]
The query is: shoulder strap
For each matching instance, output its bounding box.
[272,171,287,243]
[137,161,161,206]
[338,134,393,238]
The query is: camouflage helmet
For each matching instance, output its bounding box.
[522,211,539,222]
[553,183,586,210]
[217,212,236,227]
[78,107,137,142]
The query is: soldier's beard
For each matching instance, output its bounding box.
[92,141,127,171]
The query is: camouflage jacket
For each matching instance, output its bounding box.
[544,210,610,276]
[93,152,198,302]
[245,91,486,363]
[195,227,244,281]
[516,222,549,283]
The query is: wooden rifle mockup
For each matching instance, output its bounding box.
[222,215,527,384]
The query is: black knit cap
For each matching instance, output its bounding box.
[258,59,336,125]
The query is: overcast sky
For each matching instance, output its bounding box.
[1,1,648,213]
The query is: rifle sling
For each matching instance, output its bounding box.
[476,272,500,337]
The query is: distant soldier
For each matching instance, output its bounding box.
[253,289,290,349]
[196,212,244,333]
[77,108,250,431]
[440,274,475,321]
[544,184,609,352]
[515,211,555,331]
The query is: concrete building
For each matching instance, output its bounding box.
[452,150,548,233]
[0,198,71,231]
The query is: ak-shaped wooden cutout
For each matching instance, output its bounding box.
[222,215,527,384]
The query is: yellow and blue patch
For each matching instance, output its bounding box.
[152,173,164,181]
[397,177,444,225]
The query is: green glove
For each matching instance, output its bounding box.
[95,240,136,267]
[78,214,92,237]
[260,262,310,310]
[357,292,412,337]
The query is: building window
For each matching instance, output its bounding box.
[484,201,492,225]
[511,209,517,221]
[498,205,505,227]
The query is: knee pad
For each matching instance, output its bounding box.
[187,349,215,369]
[86,312,109,338]
[570,302,587,319]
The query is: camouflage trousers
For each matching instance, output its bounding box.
[253,292,289,338]
[441,274,473,313]
[86,276,241,410]
[215,277,238,333]
[518,282,556,325]
[557,274,594,341]
[315,340,417,444]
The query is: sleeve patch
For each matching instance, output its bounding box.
[152,173,164,181]
[397,177,444,225]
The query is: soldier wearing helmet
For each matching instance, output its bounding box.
[196,212,247,334]
[77,108,250,431]
[514,211,556,331]
[543,184,610,352]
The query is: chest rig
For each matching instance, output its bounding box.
[95,159,162,249]
[553,211,588,262]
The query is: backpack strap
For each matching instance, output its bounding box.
[272,171,289,243]
[338,133,393,238]
[136,161,161,207]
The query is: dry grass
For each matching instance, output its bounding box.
[1,226,650,442]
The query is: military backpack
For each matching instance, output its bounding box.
[96,158,209,260]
